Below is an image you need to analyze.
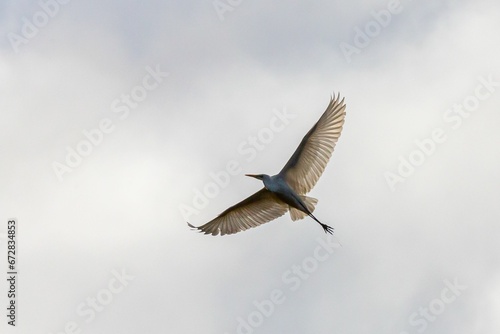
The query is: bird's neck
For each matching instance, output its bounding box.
[262,174,279,191]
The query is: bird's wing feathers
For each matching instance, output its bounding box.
[279,93,346,194]
[188,188,288,236]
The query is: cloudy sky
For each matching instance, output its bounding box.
[1,0,500,333]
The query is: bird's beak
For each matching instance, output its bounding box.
[245,174,259,179]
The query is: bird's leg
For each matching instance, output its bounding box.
[320,223,334,234]
[307,212,334,234]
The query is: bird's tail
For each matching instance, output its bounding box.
[289,196,318,221]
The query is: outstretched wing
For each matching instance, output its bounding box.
[187,188,288,236]
[279,93,346,194]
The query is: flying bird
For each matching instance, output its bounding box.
[188,93,346,236]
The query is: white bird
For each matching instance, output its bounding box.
[188,93,346,236]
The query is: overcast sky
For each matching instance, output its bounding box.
[1,0,500,333]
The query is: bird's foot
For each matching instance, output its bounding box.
[320,223,334,234]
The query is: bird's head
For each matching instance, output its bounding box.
[245,174,265,180]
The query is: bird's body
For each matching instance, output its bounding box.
[188,93,346,236]
[262,174,306,211]
[261,174,295,201]
[259,174,318,219]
